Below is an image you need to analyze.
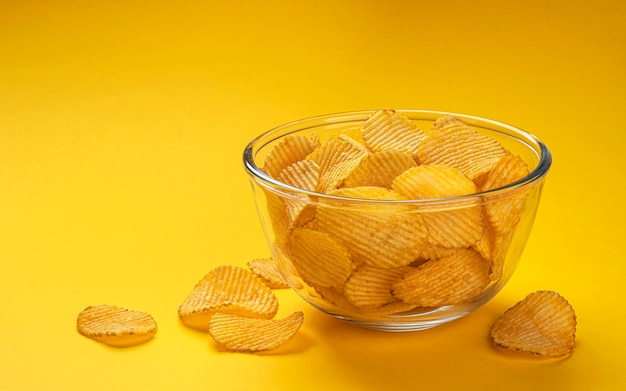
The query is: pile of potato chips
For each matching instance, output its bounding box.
[261,110,533,317]
[177,264,303,352]
[76,109,577,357]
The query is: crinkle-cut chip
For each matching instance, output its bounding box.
[313,285,357,312]
[284,200,316,229]
[178,265,278,331]
[265,191,290,246]
[431,114,464,130]
[423,208,484,248]
[263,133,316,179]
[339,126,366,143]
[392,248,490,306]
[490,290,577,357]
[344,265,415,309]
[277,159,320,191]
[481,153,530,192]
[392,165,483,248]
[472,217,496,262]
[420,243,460,261]
[362,300,420,317]
[361,109,427,159]
[289,228,353,289]
[489,230,516,281]
[77,304,157,347]
[473,220,516,282]
[342,150,417,189]
[309,132,321,149]
[482,153,531,234]
[316,187,429,269]
[392,164,477,199]
[310,135,369,193]
[416,120,505,181]
[208,311,304,353]
[247,258,290,289]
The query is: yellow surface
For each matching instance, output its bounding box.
[1,1,625,389]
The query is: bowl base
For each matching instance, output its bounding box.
[331,311,470,332]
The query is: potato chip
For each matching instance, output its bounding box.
[263,133,317,179]
[344,265,414,309]
[77,304,157,347]
[313,285,418,317]
[310,135,369,193]
[316,186,429,269]
[342,150,417,189]
[417,118,505,181]
[264,192,291,245]
[482,153,531,234]
[289,228,353,289]
[392,248,491,306]
[313,285,358,312]
[361,109,427,159]
[277,159,320,191]
[247,257,290,289]
[208,311,304,352]
[178,265,278,331]
[419,242,460,261]
[392,165,483,248]
[431,114,463,130]
[490,290,577,357]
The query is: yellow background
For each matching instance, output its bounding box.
[1,1,625,389]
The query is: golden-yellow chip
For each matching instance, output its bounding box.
[277,159,320,192]
[178,265,278,331]
[344,265,414,309]
[316,186,429,269]
[417,118,505,181]
[263,133,317,179]
[392,248,490,307]
[482,153,530,234]
[247,257,290,289]
[208,311,304,352]
[342,150,417,189]
[289,227,353,289]
[392,165,483,248]
[361,109,427,159]
[77,304,157,347]
[490,290,577,357]
[310,135,369,193]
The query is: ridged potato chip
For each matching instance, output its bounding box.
[277,159,320,191]
[490,290,577,357]
[289,228,353,289]
[276,159,320,229]
[310,135,369,193]
[342,150,417,189]
[344,265,415,309]
[419,242,460,261]
[316,186,429,269]
[392,165,483,248]
[208,311,304,352]
[247,257,290,289]
[77,304,157,347]
[417,117,505,181]
[263,133,317,179]
[361,109,427,159]
[178,265,278,331]
[482,153,530,234]
[392,248,491,306]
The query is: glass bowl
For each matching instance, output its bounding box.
[243,110,551,332]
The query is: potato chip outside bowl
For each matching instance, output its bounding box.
[243,110,551,332]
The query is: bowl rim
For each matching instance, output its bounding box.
[243,109,552,204]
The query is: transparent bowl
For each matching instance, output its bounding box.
[243,110,551,332]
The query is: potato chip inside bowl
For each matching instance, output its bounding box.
[243,110,551,331]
